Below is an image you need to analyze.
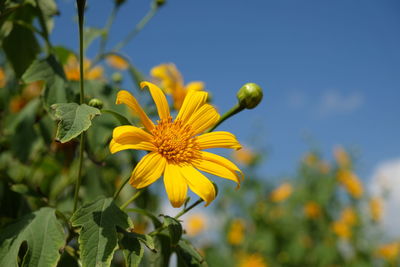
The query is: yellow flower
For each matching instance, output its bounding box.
[0,67,6,88]
[334,146,351,169]
[370,197,383,222]
[270,183,293,203]
[185,213,206,237]
[332,221,351,239]
[303,152,318,166]
[340,207,357,226]
[337,170,363,198]
[238,253,268,267]
[64,54,103,81]
[376,242,399,261]
[151,63,205,110]
[110,81,243,207]
[304,201,321,219]
[106,54,129,70]
[232,147,257,166]
[227,219,245,245]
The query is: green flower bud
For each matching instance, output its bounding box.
[112,72,123,84]
[236,83,263,109]
[88,98,103,109]
[153,0,166,8]
[115,0,127,7]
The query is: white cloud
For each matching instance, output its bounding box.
[369,158,400,238]
[317,90,364,117]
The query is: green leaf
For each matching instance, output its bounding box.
[36,0,59,33]
[162,215,182,245]
[52,103,100,143]
[70,198,133,267]
[83,27,104,50]
[2,12,40,78]
[134,233,155,251]
[149,234,172,267]
[0,207,65,267]
[22,55,70,111]
[101,109,132,126]
[120,232,144,267]
[176,239,206,267]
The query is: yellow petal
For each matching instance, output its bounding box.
[179,165,216,206]
[199,151,244,183]
[176,90,208,123]
[109,139,156,154]
[164,163,188,208]
[192,159,240,187]
[187,104,220,135]
[197,132,242,150]
[130,152,166,188]
[109,125,156,153]
[185,81,204,91]
[151,63,183,92]
[116,90,154,131]
[140,81,170,120]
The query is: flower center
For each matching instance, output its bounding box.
[152,117,199,163]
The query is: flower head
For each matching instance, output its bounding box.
[227,219,245,245]
[0,67,6,88]
[64,54,103,81]
[369,197,383,222]
[337,170,363,198]
[238,253,268,267]
[232,147,258,166]
[270,182,293,203]
[376,242,400,261]
[151,63,205,110]
[304,201,321,219]
[106,54,129,70]
[110,81,243,207]
[185,213,206,237]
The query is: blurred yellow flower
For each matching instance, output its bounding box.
[232,147,257,166]
[228,219,245,245]
[337,170,363,198]
[0,67,6,87]
[340,207,357,226]
[151,63,205,110]
[376,242,399,261]
[303,152,318,166]
[332,221,351,239]
[304,201,321,219]
[110,82,243,207]
[334,146,351,169]
[9,81,44,113]
[186,213,206,237]
[270,183,293,203]
[64,54,104,81]
[238,253,268,267]
[369,197,383,222]
[106,54,129,70]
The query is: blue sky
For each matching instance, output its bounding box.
[53,0,400,180]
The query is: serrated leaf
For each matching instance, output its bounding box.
[70,198,133,267]
[0,207,65,267]
[120,232,144,267]
[176,239,206,267]
[52,103,100,143]
[162,215,182,245]
[22,55,70,111]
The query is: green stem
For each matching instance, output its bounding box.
[73,134,85,212]
[174,198,203,219]
[207,104,245,133]
[34,0,53,54]
[120,189,143,210]
[113,176,131,200]
[112,7,158,52]
[72,0,86,213]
